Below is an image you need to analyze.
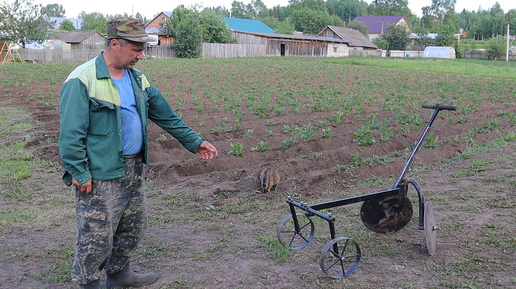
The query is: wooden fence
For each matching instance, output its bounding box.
[12,46,516,63]
[15,44,263,62]
[146,46,176,59]
[461,50,516,61]
[17,48,103,63]
[202,43,266,58]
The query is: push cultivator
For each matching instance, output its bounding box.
[277,103,456,278]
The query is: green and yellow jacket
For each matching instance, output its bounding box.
[59,53,204,186]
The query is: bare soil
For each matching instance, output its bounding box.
[0,60,515,289]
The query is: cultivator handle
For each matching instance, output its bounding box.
[393,103,457,189]
[422,103,456,111]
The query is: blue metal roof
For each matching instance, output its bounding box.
[222,17,275,33]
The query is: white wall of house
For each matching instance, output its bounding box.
[327,43,357,57]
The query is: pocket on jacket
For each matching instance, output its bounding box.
[89,98,116,136]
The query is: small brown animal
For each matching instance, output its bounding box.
[260,168,280,193]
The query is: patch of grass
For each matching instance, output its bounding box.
[0,207,40,229]
[255,234,292,264]
[24,243,74,283]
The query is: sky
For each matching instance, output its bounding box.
[34,0,515,19]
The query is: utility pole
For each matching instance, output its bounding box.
[507,12,510,62]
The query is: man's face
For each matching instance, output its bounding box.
[115,39,145,69]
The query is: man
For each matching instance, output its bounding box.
[59,18,218,289]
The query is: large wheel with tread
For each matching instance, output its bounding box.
[320,237,361,279]
[360,196,413,233]
[277,213,315,250]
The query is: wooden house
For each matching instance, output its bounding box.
[353,16,413,40]
[222,18,379,57]
[230,31,349,57]
[223,17,347,57]
[145,11,173,46]
[318,26,378,56]
[49,30,105,49]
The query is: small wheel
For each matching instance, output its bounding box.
[320,237,361,279]
[424,201,437,255]
[277,213,315,250]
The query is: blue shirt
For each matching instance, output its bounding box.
[112,70,143,155]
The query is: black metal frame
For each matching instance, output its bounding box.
[283,103,456,261]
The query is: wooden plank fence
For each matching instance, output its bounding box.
[12,46,516,62]
[202,43,266,58]
[18,48,103,63]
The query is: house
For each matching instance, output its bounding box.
[318,25,378,56]
[49,30,105,49]
[45,17,83,30]
[220,18,379,57]
[222,17,335,56]
[145,12,172,46]
[145,11,172,35]
[353,16,413,40]
[223,17,275,33]
[225,29,350,57]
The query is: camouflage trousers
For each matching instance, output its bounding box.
[72,154,147,285]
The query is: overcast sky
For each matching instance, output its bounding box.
[34,0,514,19]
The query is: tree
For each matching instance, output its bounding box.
[251,0,268,18]
[199,9,234,43]
[435,12,459,46]
[291,8,343,34]
[379,24,409,50]
[349,20,369,36]
[274,21,296,34]
[204,6,230,17]
[171,6,202,58]
[0,0,47,47]
[289,0,344,34]
[422,0,456,28]
[40,3,65,17]
[368,0,412,17]
[79,12,107,33]
[484,36,506,60]
[231,1,250,19]
[59,19,75,31]
[326,0,368,24]
[373,37,389,50]
[269,5,287,22]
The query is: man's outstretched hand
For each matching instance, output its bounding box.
[197,141,218,160]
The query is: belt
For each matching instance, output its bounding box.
[124,153,140,159]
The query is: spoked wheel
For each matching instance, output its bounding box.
[424,201,438,255]
[277,213,315,250]
[360,196,413,233]
[320,237,361,279]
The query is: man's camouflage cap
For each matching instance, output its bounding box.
[107,18,154,43]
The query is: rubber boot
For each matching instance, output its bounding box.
[79,279,100,289]
[105,264,158,288]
